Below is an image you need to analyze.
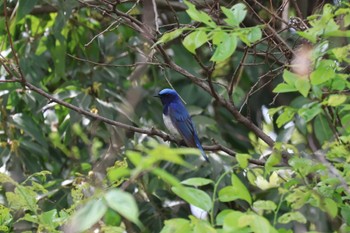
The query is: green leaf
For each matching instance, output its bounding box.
[157,28,184,45]
[104,189,141,227]
[152,168,182,188]
[172,186,212,212]
[16,0,39,22]
[216,209,235,226]
[324,20,341,36]
[231,173,252,204]
[325,94,347,106]
[223,211,246,232]
[345,13,350,27]
[190,216,216,233]
[283,70,299,85]
[253,200,277,212]
[236,153,251,169]
[11,113,47,147]
[273,83,297,93]
[268,106,283,117]
[314,114,333,144]
[277,70,311,96]
[147,146,193,167]
[210,33,237,62]
[254,172,281,191]
[212,29,225,45]
[332,45,350,63]
[107,167,130,185]
[341,206,350,225]
[324,198,338,219]
[184,0,216,28]
[103,209,122,229]
[126,150,143,167]
[50,39,66,79]
[265,152,281,173]
[240,214,272,233]
[310,60,336,85]
[297,103,322,122]
[297,30,317,43]
[40,209,59,228]
[0,205,12,228]
[276,107,296,128]
[341,114,350,133]
[7,186,38,211]
[295,78,311,97]
[181,177,213,187]
[221,4,247,27]
[278,212,307,224]
[69,199,107,232]
[182,29,208,54]
[218,174,252,204]
[330,76,347,90]
[160,218,191,233]
[20,213,39,225]
[247,27,262,43]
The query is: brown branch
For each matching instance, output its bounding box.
[222,99,275,147]
[243,0,296,59]
[0,75,265,166]
[0,79,22,83]
[157,46,276,148]
[228,48,248,97]
[1,0,271,166]
[239,66,285,112]
[205,144,265,166]
[24,82,168,138]
[23,81,269,165]
[3,1,25,85]
[251,0,289,25]
[291,0,304,19]
[0,4,58,16]
[67,54,163,67]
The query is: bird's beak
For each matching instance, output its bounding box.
[154,94,160,98]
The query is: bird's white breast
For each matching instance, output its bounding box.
[163,114,181,138]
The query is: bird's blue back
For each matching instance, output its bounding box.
[158,89,209,162]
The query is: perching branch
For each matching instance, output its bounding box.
[1,0,276,166]
[0,70,265,166]
[157,45,276,148]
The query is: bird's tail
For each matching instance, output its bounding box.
[194,136,209,162]
[199,146,209,162]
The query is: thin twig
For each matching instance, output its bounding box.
[85,20,120,47]
[67,54,163,67]
[157,45,276,147]
[3,1,26,85]
[239,66,284,113]
[151,0,160,33]
[228,48,248,97]
[0,74,265,165]
[0,79,22,83]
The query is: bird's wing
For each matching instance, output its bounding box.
[168,102,209,162]
[168,102,197,147]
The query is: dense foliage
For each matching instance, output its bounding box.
[1,0,350,232]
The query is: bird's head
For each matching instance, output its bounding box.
[157,88,180,105]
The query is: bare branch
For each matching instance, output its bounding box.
[3,1,25,85]
[228,48,248,97]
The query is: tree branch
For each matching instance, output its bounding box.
[1,0,271,167]
[157,45,276,148]
[25,82,265,165]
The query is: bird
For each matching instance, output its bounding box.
[156,88,209,162]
